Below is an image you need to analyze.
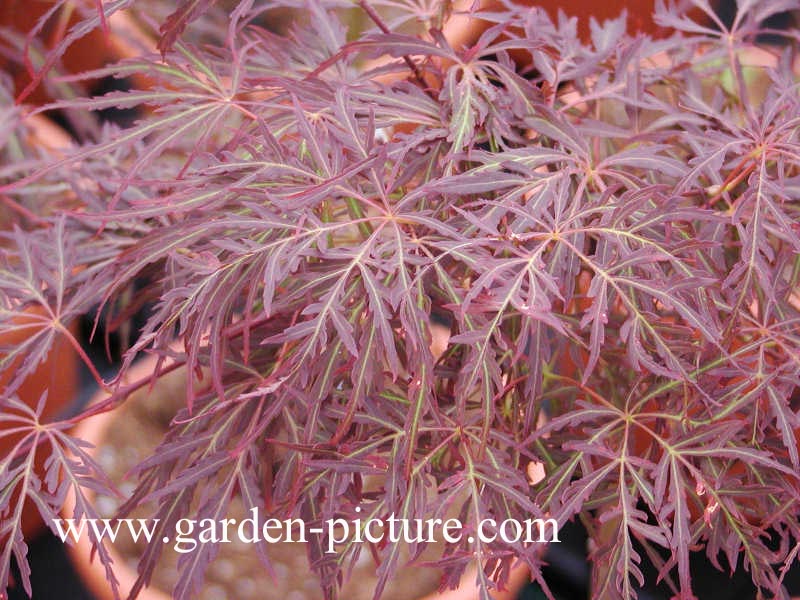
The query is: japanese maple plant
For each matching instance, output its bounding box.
[2,1,800,599]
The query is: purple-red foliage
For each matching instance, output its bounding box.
[1,1,800,599]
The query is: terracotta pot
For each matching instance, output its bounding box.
[0,306,80,540]
[0,98,81,542]
[63,335,529,600]
[0,2,155,105]
[515,0,710,40]
[447,0,715,46]
[61,355,174,600]
[420,563,531,600]
[63,408,171,600]
[0,0,110,104]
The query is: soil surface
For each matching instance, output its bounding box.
[92,372,445,600]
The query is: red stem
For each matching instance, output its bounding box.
[356,0,436,99]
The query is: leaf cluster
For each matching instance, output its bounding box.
[2,1,800,599]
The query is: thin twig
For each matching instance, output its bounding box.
[356,0,436,99]
[0,195,52,228]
